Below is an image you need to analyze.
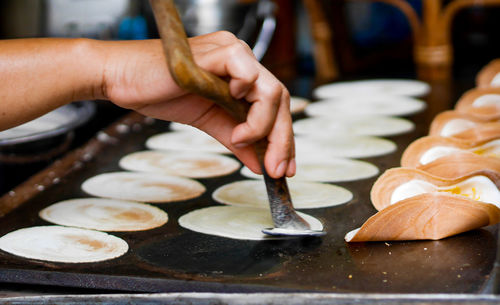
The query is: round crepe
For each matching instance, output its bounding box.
[295,135,396,159]
[290,96,310,114]
[39,198,168,232]
[81,172,205,203]
[241,158,379,182]
[313,79,430,99]
[178,205,323,240]
[146,130,231,154]
[293,116,414,137]
[305,95,426,117]
[0,226,128,263]
[212,180,352,209]
[119,150,240,178]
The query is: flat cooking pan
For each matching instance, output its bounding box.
[0,103,498,295]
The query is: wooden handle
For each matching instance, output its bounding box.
[150,0,250,123]
[150,0,268,162]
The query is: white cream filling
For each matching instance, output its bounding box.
[344,228,360,242]
[490,73,500,87]
[419,139,500,165]
[419,146,464,165]
[472,94,500,107]
[390,176,500,207]
[471,139,500,157]
[390,179,436,204]
[439,119,477,137]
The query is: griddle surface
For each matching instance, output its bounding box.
[0,89,497,294]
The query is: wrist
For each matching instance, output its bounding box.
[69,38,108,101]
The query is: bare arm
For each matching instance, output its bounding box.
[0,32,295,178]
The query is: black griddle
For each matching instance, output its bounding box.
[0,84,498,295]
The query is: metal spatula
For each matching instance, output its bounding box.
[150,0,325,237]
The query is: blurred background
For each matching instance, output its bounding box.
[1,0,500,83]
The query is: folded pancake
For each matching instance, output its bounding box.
[212,180,352,209]
[293,116,414,137]
[345,193,500,242]
[290,96,310,114]
[305,95,426,117]
[401,135,500,168]
[429,110,495,137]
[81,172,205,203]
[295,135,396,159]
[313,79,430,99]
[240,158,379,182]
[0,226,128,263]
[455,88,500,120]
[119,150,240,178]
[39,198,168,231]
[146,131,231,154]
[476,59,500,88]
[418,153,500,179]
[448,122,500,142]
[371,167,500,211]
[178,205,323,240]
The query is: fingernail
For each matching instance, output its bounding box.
[275,160,287,177]
[286,158,296,177]
[233,142,249,148]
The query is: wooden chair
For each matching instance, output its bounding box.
[304,0,500,82]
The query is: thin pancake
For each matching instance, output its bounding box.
[305,95,426,117]
[0,226,128,263]
[293,116,414,137]
[146,131,231,154]
[241,158,379,182]
[178,205,323,240]
[212,180,352,209]
[119,150,240,178]
[313,79,430,99]
[81,172,205,203]
[295,135,396,159]
[39,198,168,231]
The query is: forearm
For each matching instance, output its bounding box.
[0,38,104,130]
[0,33,295,177]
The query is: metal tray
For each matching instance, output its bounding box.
[0,93,498,295]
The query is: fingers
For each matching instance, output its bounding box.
[231,73,282,144]
[189,31,254,57]
[189,32,295,178]
[135,94,262,174]
[194,42,283,143]
[264,89,296,178]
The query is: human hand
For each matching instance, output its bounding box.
[98,31,295,178]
